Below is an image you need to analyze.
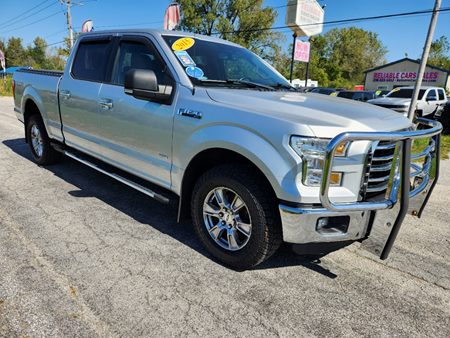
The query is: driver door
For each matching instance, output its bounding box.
[94,36,176,188]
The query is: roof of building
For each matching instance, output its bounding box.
[364,57,450,74]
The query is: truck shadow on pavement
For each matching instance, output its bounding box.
[3,138,352,278]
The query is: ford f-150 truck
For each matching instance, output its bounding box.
[367,86,447,117]
[13,30,442,269]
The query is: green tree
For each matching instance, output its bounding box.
[428,36,450,70]
[178,0,283,61]
[28,37,47,68]
[274,27,387,88]
[321,27,387,85]
[6,37,26,67]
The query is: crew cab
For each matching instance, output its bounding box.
[367,86,447,117]
[12,30,442,269]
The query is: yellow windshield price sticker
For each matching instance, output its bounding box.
[172,37,195,51]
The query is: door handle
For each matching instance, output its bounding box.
[99,98,113,110]
[60,90,71,100]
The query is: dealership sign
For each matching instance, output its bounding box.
[294,40,310,62]
[286,0,324,37]
[373,71,440,83]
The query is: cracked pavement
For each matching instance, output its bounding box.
[0,97,449,337]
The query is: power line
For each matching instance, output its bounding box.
[45,40,66,47]
[0,0,58,30]
[43,28,68,39]
[276,10,450,34]
[212,7,450,35]
[0,10,63,34]
[0,0,53,28]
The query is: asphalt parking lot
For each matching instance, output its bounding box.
[0,96,449,337]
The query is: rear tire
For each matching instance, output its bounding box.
[26,115,62,165]
[191,164,282,270]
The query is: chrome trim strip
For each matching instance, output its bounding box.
[370,163,393,172]
[376,143,397,150]
[366,183,389,193]
[371,153,394,161]
[367,174,391,183]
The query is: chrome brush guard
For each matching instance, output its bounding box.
[320,118,442,259]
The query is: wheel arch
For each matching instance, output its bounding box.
[23,98,44,143]
[177,148,278,222]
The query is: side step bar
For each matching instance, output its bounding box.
[64,151,170,204]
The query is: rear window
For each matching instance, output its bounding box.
[438,89,446,100]
[72,40,113,82]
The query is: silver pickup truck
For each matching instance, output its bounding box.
[13,29,442,269]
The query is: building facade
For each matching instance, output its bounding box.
[364,58,450,92]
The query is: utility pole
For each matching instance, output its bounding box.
[289,32,297,83]
[407,0,441,121]
[61,0,74,49]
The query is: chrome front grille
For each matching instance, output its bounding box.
[364,140,397,199]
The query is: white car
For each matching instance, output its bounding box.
[367,86,447,117]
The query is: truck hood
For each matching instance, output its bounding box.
[367,97,411,106]
[206,89,413,136]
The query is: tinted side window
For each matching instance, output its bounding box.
[438,89,445,100]
[72,40,113,82]
[426,89,437,100]
[111,41,171,86]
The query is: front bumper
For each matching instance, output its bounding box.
[279,118,442,259]
[280,205,370,243]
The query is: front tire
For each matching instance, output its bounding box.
[26,115,62,165]
[191,165,282,270]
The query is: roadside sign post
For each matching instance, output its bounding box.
[407,0,441,121]
[286,0,324,86]
[289,33,297,82]
[304,52,310,87]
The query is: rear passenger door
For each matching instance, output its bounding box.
[437,88,447,115]
[59,36,114,153]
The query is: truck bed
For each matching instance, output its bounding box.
[13,68,64,141]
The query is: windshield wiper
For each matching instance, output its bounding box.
[196,78,275,90]
[226,79,275,91]
[272,83,296,91]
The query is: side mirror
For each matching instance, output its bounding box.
[124,69,172,104]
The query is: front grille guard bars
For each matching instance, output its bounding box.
[320,118,442,259]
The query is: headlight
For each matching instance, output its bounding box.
[290,136,345,186]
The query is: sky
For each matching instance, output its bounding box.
[0,0,449,62]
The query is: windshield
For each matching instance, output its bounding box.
[163,35,292,90]
[387,88,426,99]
